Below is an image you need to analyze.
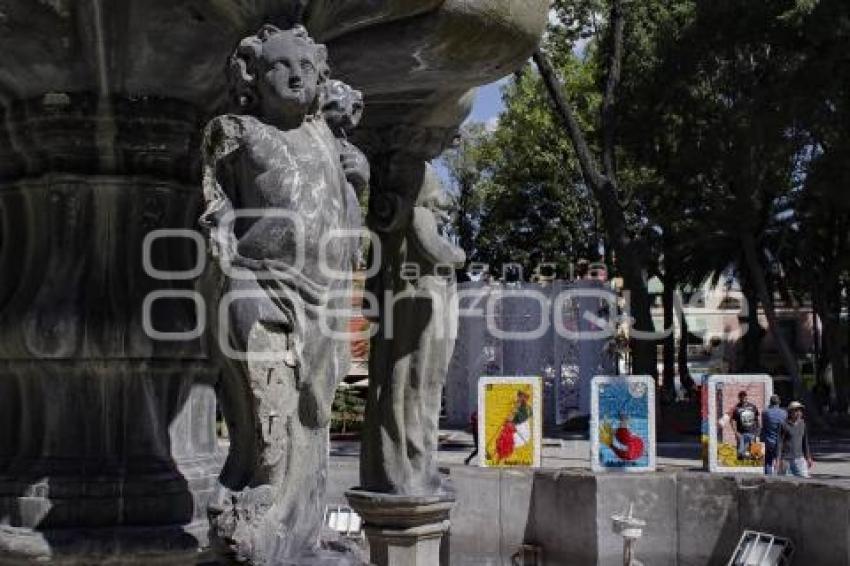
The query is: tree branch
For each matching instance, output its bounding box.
[533,47,628,249]
[533,0,629,213]
[532,49,605,189]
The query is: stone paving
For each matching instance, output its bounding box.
[330,430,850,482]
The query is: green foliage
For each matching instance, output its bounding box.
[444,0,850,400]
[331,386,366,434]
[442,39,603,276]
[618,0,802,281]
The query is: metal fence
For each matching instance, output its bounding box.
[444,280,617,428]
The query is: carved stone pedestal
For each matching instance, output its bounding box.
[345,490,454,566]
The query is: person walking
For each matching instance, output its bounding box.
[777,401,814,478]
[760,394,787,474]
[731,390,760,460]
[464,410,479,465]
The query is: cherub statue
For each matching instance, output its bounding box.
[322,79,369,194]
[360,162,466,495]
[321,79,369,261]
[199,24,362,564]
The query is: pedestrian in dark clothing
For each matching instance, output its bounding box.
[777,401,813,478]
[731,390,760,459]
[761,394,787,475]
[464,410,479,465]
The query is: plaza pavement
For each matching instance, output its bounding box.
[329,430,850,482]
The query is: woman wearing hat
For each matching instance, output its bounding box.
[776,401,814,478]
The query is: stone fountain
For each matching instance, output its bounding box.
[0,1,547,564]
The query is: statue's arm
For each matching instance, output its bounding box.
[339,139,370,194]
[200,115,245,267]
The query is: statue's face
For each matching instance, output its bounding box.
[257,33,321,125]
[322,81,364,133]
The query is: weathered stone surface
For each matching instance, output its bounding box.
[676,473,740,566]
[0,105,220,564]
[322,78,371,252]
[447,466,505,561]
[595,473,677,566]
[0,1,549,563]
[444,467,850,565]
[0,1,548,117]
[346,488,455,566]
[360,158,466,496]
[199,24,363,564]
[736,475,850,565]
[524,470,598,566]
[498,469,534,560]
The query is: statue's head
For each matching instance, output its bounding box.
[228,24,330,128]
[321,80,364,135]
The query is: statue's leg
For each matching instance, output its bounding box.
[212,360,331,562]
[209,276,313,563]
[361,262,416,494]
[206,265,355,563]
[263,422,330,559]
[404,278,455,495]
[364,274,451,495]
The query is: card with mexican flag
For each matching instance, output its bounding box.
[478,376,543,468]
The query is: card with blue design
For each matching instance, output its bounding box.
[591,375,656,472]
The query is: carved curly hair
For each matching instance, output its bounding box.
[227,24,330,112]
[320,79,365,134]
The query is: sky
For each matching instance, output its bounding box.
[466,79,508,130]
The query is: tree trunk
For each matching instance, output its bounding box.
[623,266,658,376]
[821,283,849,411]
[845,277,850,410]
[740,278,764,372]
[822,315,846,411]
[662,273,676,395]
[678,306,694,391]
[741,234,820,419]
[812,288,825,383]
[457,172,476,258]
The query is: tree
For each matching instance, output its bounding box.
[447,0,850,409]
[442,67,600,278]
[782,0,850,409]
[534,0,659,376]
[613,0,850,411]
[331,385,366,434]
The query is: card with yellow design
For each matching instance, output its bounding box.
[478,376,542,468]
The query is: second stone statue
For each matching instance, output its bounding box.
[198,24,365,565]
